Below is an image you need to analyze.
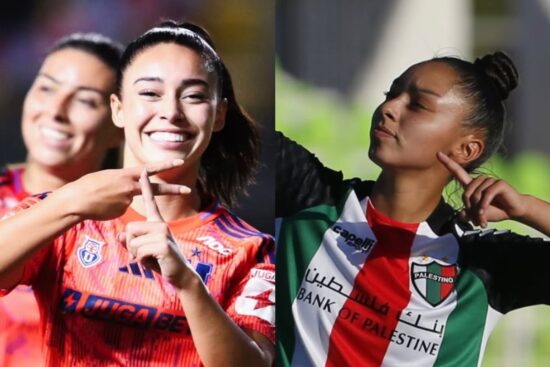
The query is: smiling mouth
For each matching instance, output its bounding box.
[148,131,190,143]
[40,126,72,141]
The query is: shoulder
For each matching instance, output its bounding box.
[211,207,274,261]
[213,206,273,243]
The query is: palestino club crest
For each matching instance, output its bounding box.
[411,261,457,307]
[77,236,105,268]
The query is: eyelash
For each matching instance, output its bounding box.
[139,90,160,97]
[183,93,208,102]
[77,98,98,108]
[38,85,53,93]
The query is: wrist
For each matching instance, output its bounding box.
[513,194,533,223]
[174,270,207,294]
[51,184,87,223]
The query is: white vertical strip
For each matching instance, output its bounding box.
[290,192,376,366]
[380,222,461,366]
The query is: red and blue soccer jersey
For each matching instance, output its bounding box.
[1,197,275,367]
[0,167,43,367]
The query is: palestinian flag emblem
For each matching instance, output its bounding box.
[411,261,457,307]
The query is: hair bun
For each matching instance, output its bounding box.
[473,52,519,100]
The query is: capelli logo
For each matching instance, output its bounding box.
[196,236,233,256]
[331,225,376,253]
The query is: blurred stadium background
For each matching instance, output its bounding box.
[0,0,275,234]
[276,0,550,366]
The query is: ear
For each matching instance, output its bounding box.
[213,98,228,132]
[110,93,124,129]
[450,133,484,166]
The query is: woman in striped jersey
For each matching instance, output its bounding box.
[276,52,550,366]
[0,21,274,367]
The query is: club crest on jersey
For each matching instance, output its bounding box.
[411,261,457,307]
[77,236,105,268]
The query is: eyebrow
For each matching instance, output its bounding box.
[134,76,208,87]
[38,73,108,97]
[412,86,442,98]
[391,77,442,98]
[133,77,210,89]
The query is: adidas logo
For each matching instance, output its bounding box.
[119,262,155,280]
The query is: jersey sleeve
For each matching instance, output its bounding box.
[276,131,348,217]
[224,236,275,344]
[459,228,550,313]
[0,193,58,296]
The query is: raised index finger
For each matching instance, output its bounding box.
[141,159,184,176]
[140,169,164,222]
[436,152,472,187]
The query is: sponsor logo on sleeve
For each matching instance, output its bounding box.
[235,272,275,325]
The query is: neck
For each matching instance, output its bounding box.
[23,160,102,193]
[125,152,203,222]
[370,168,448,223]
[131,188,202,222]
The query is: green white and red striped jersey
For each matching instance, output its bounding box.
[276,133,550,367]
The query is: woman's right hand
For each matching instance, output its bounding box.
[58,159,190,221]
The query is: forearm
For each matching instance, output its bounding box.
[516,195,550,237]
[177,276,272,367]
[0,190,81,288]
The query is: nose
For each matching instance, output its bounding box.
[380,98,399,122]
[49,93,71,123]
[160,95,184,124]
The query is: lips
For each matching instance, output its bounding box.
[40,125,72,141]
[144,130,194,150]
[148,131,189,143]
[373,124,396,139]
[39,125,73,149]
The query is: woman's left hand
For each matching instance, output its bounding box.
[122,169,197,289]
[437,152,527,228]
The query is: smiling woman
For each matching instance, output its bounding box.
[0,32,123,367]
[0,20,274,367]
[21,46,122,187]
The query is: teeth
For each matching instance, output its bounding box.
[149,132,187,142]
[40,126,70,141]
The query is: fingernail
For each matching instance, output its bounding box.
[180,186,191,194]
[172,159,184,166]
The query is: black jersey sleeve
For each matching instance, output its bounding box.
[459,228,550,313]
[276,131,348,217]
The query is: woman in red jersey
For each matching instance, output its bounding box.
[276,52,550,367]
[0,33,123,367]
[0,21,274,367]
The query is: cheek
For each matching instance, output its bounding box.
[71,110,110,137]
[124,101,152,128]
[21,95,43,122]
[186,104,216,130]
